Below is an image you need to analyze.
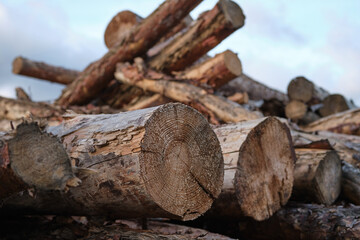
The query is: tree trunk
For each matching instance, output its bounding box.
[0,103,224,221]
[302,108,360,135]
[319,94,356,117]
[218,73,289,103]
[148,0,245,73]
[341,161,360,205]
[293,148,341,205]
[115,61,260,123]
[207,117,295,221]
[56,0,202,106]
[287,76,329,104]
[241,203,360,240]
[12,56,80,85]
[175,50,242,89]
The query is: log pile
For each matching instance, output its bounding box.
[1,0,360,239]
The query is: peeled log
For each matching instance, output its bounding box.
[12,56,80,85]
[0,103,224,221]
[319,94,355,117]
[148,0,245,73]
[208,117,295,221]
[287,76,329,104]
[56,0,202,106]
[293,149,341,205]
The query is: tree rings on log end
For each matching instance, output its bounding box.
[12,56,24,74]
[220,0,245,28]
[287,76,314,102]
[234,117,295,221]
[140,103,224,220]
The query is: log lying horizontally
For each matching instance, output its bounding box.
[0,103,224,221]
[287,76,329,104]
[115,61,260,123]
[148,0,245,73]
[56,0,202,106]
[207,117,295,221]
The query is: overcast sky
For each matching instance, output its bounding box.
[1,0,359,104]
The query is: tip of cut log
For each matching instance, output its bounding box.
[12,56,24,74]
[140,103,224,221]
[285,100,307,120]
[287,76,314,102]
[220,0,245,28]
[234,117,295,221]
[223,50,242,76]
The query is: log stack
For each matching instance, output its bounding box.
[2,0,360,239]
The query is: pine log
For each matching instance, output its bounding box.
[302,108,360,135]
[56,0,202,106]
[123,93,171,111]
[241,203,360,240]
[148,0,245,73]
[287,76,329,104]
[218,73,289,103]
[12,56,80,85]
[0,103,224,221]
[207,117,295,221]
[285,100,307,121]
[175,50,242,89]
[319,94,356,117]
[15,87,31,102]
[115,61,260,123]
[341,161,360,205]
[293,149,341,205]
[0,123,80,200]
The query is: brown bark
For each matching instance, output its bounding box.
[218,73,289,103]
[148,0,245,73]
[241,203,360,240]
[115,61,260,123]
[293,149,341,205]
[0,103,224,221]
[175,50,242,89]
[287,76,329,104]
[260,99,286,118]
[208,117,295,221]
[302,108,360,135]
[227,92,248,105]
[56,0,202,106]
[15,87,31,102]
[12,56,80,85]
[319,94,356,117]
[341,161,360,205]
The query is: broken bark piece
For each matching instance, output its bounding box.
[15,87,31,102]
[12,56,80,85]
[287,76,329,104]
[176,50,242,89]
[341,161,360,205]
[149,0,245,73]
[0,122,79,199]
[208,117,295,221]
[115,61,260,123]
[302,108,360,135]
[319,94,355,117]
[293,149,341,205]
[1,103,224,221]
[56,0,202,106]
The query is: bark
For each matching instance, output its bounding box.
[56,0,202,106]
[208,117,295,221]
[123,93,171,111]
[12,56,80,85]
[293,149,341,205]
[148,0,245,73]
[0,122,79,199]
[341,161,360,205]
[175,50,242,89]
[287,76,329,104]
[227,92,248,105]
[319,94,356,117]
[0,103,224,221]
[302,108,360,135]
[15,87,31,102]
[115,61,260,123]
[218,73,289,103]
[241,203,360,240]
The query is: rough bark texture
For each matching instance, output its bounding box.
[302,108,360,135]
[218,73,289,103]
[208,117,295,221]
[293,149,341,205]
[285,100,307,121]
[12,56,80,85]
[56,0,202,106]
[148,0,245,73]
[115,61,260,123]
[342,161,360,205]
[15,87,31,102]
[241,203,360,240]
[176,50,242,89]
[319,94,355,117]
[1,103,224,221]
[287,76,329,104]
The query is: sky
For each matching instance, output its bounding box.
[0,0,359,104]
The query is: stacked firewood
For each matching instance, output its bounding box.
[1,0,360,239]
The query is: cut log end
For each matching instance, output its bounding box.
[285,100,307,120]
[223,50,242,76]
[234,117,295,221]
[140,103,224,220]
[287,76,314,102]
[319,94,351,117]
[12,56,24,74]
[220,0,245,28]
